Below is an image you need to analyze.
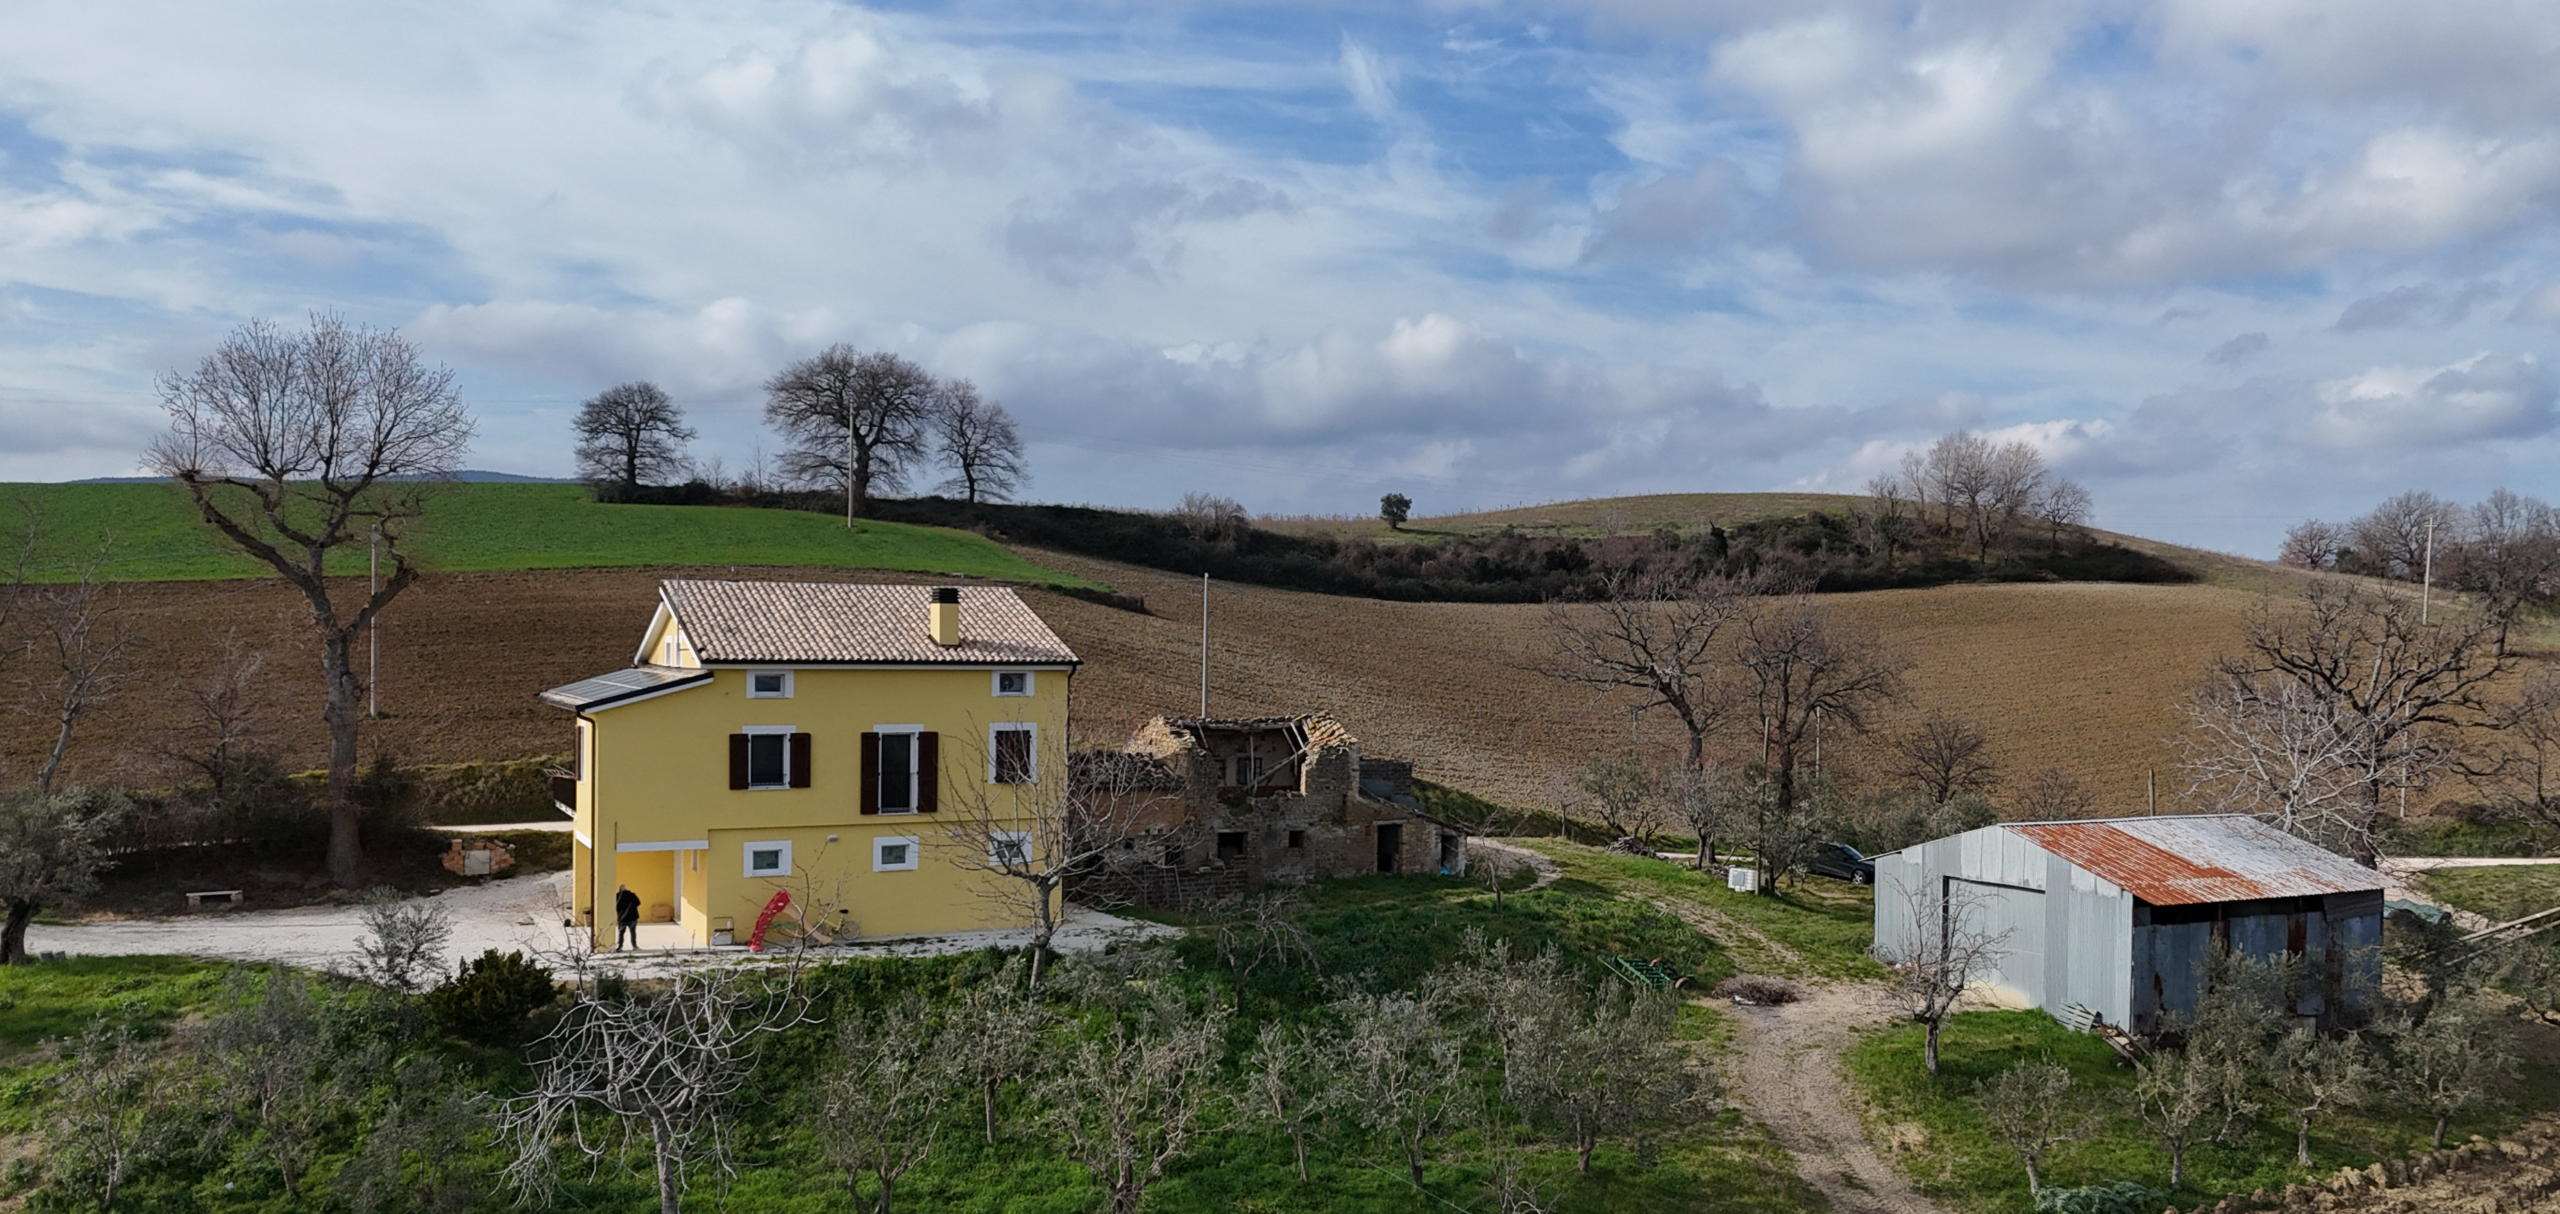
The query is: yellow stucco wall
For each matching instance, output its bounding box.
[572,646,1069,948]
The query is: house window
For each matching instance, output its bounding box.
[874,835,920,871]
[1287,829,1306,849]
[748,671,793,698]
[745,728,792,789]
[661,637,681,666]
[744,840,792,877]
[1234,756,1262,786]
[994,670,1032,697]
[878,729,918,812]
[990,830,1031,867]
[991,725,1035,784]
[1216,831,1247,862]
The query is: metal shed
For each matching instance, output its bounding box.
[1871,815,2386,1034]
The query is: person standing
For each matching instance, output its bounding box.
[614,883,641,950]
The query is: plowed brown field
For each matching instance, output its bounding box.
[9,549,2438,818]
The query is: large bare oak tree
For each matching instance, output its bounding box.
[1539,568,1752,769]
[571,381,694,490]
[764,346,935,521]
[150,315,474,886]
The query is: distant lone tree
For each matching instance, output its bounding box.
[1888,716,1997,804]
[150,315,474,886]
[764,346,936,523]
[572,381,694,491]
[1380,493,1411,531]
[932,380,1026,504]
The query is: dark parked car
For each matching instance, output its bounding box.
[1806,842,1872,884]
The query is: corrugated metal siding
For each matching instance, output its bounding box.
[2045,850,2134,1028]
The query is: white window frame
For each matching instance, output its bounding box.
[743,724,795,791]
[872,835,921,872]
[989,829,1033,868]
[746,670,794,699]
[988,723,1038,784]
[743,839,792,878]
[992,669,1034,697]
[874,724,923,814]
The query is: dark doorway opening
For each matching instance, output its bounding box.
[1376,823,1402,874]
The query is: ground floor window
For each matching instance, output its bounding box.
[874,835,920,871]
[744,839,792,877]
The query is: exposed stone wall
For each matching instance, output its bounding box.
[2177,1119,2560,1214]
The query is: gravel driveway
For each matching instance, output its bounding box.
[1723,983,1950,1214]
[28,872,1180,975]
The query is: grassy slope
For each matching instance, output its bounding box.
[0,846,1828,1214]
[0,482,1088,587]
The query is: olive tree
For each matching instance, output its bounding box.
[1976,1061,2095,1197]
[1034,999,1230,1214]
[1875,878,2012,1073]
[150,315,474,885]
[44,1020,176,1213]
[0,787,123,964]
[818,996,955,1214]
[2131,1047,2254,1188]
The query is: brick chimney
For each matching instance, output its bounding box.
[928,586,962,646]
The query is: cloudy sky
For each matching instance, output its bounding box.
[6,0,2560,554]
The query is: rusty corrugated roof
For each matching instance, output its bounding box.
[2009,816,2383,905]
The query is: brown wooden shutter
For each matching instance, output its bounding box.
[728,734,749,790]
[788,732,812,789]
[917,731,940,813]
[860,732,880,815]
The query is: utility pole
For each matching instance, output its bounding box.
[2147,767,2156,816]
[1199,573,1210,719]
[368,523,381,719]
[847,421,856,529]
[2421,516,2436,625]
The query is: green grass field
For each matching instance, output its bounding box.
[0,482,1091,586]
[2416,864,2560,919]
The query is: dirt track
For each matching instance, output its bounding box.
[1724,985,1949,1214]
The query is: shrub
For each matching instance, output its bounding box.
[2033,1181,2169,1214]
[425,950,557,1045]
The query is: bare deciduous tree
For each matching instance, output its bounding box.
[350,885,452,993]
[2131,1047,2254,1188]
[818,995,954,1214]
[21,562,143,797]
[2280,519,2346,569]
[572,381,695,490]
[1171,492,1249,544]
[1540,567,1753,770]
[1909,431,2053,561]
[498,969,809,1214]
[2010,766,2094,820]
[0,787,123,964]
[151,315,475,886]
[1329,986,1466,1189]
[2348,490,2459,579]
[1854,474,1915,571]
[1975,1061,2095,1197]
[764,346,937,521]
[2478,667,2560,845]
[932,380,1026,504]
[45,1019,175,1213]
[944,746,1179,991]
[2447,488,2560,653]
[1509,982,1712,1173]
[1889,716,1998,804]
[1875,878,2013,1073]
[1736,598,1905,825]
[2034,478,2094,545]
[2183,585,2506,865]
[157,631,283,813]
[1034,998,1230,1214]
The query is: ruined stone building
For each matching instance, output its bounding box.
[1072,714,1465,906]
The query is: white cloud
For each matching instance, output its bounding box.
[1338,35,1397,123]
[2307,354,2555,449]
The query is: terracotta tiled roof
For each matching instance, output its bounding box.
[659,580,1079,666]
[2009,815,2385,906]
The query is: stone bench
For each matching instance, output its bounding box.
[184,889,243,909]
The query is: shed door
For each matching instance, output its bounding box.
[1953,878,2044,1012]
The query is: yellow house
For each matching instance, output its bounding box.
[540,580,1078,949]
